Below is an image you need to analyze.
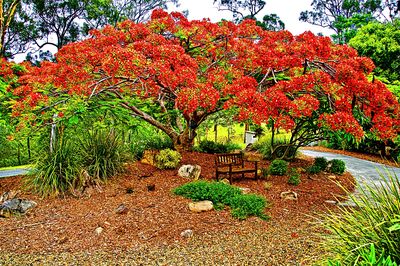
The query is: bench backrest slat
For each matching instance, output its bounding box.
[215,153,243,167]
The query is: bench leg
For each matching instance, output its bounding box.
[229,172,233,184]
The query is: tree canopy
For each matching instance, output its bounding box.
[213,0,284,31]
[12,10,400,155]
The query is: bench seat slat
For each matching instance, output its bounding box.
[215,153,258,183]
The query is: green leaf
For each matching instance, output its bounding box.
[68,116,79,125]
[388,223,400,232]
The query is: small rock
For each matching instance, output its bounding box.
[95,227,103,235]
[280,191,298,201]
[220,179,230,185]
[115,203,129,214]
[239,187,251,194]
[325,200,337,205]
[0,198,37,218]
[147,184,155,191]
[180,229,193,238]
[188,200,213,213]
[178,165,201,180]
[0,190,20,203]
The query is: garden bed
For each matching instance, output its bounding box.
[0,152,354,265]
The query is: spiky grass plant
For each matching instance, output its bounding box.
[80,129,127,181]
[319,171,400,264]
[24,138,82,197]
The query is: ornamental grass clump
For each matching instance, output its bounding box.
[319,171,400,265]
[24,138,82,197]
[80,129,128,181]
[173,181,269,220]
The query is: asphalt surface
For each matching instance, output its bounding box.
[0,168,30,178]
[301,149,400,205]
[301,149,400,184]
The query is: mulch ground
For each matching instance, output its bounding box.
[0,151,355,265]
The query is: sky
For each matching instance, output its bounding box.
[14,0,333,62]
[168,0,334,35]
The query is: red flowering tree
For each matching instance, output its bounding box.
[13,10,399,154]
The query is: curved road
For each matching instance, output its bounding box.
[0,168,30,178]
[301,149,400,184]
[301,149,400,205]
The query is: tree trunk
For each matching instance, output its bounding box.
[27,137,31,160]
[244,123,249,143]
[173,128,197,152]
[214,124,218,142]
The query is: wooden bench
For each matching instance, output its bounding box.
[215,153,258,184]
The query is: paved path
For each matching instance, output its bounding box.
[301,150,400,185]
[0,168,30,178]
[301,149,400,205]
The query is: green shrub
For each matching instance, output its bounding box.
[329,159,346,175]
[24,138,82,197]
[130,131,173,160]
[173,181,269,220]
[80,129,128,181]
[155,148,182,169]
[173,180,241,205]
[229,194,269,220]
[320,172,400,264]
[268,159,288,175]
[307,164,321,174]
[195,140,240,154]
[288,168,301,185]
[314,157,328,171]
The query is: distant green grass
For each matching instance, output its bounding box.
[0,164,33,171]
[196,123,246,147]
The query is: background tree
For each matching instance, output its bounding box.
[13,10,400,155]
[299,0,399,43]
[2,0,180,59]
[213,0,284,30]
[256,14,284,31]
[0,0,20,56]
[349,19,400,83]
[84,0,179,30]
[213,0,266,21]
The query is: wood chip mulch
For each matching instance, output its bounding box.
[0,151,355,265]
